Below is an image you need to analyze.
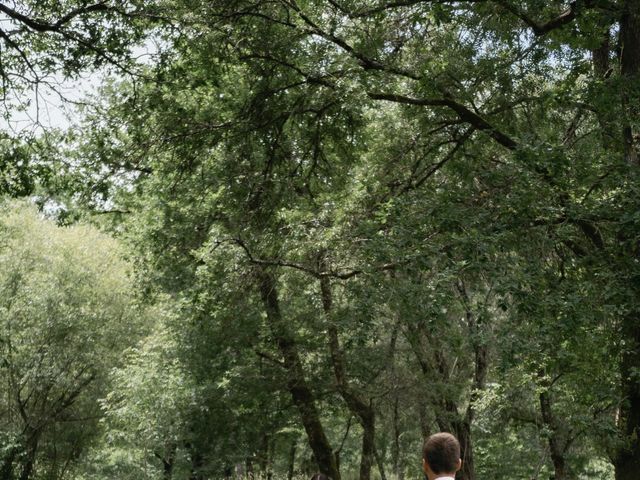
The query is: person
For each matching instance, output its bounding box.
[310,474,329,480]
[422,432,462,480]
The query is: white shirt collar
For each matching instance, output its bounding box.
[434,477,456,480]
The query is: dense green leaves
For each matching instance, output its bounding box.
[0,202,145,480]
[2,1,640,479]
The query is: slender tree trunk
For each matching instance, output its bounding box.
[1,445,19,480]
[591,17,617,148]
[620,0,640,166]
[163,448,175,480]
[389,324,404,480]
[539,389,567,480]
[18,456,34,480]
[258,434,269,476]
[405,311,477,480]
[392,395,403,480]
[246,457,254,480]
[455,280,489,480]
[319,271,375,480]
[373,446,387,480]
[592,31,610,77]
[18,434,38,480]
[258,270,340,480]
[287,439,297,480]
[267,435,275,480]
[417,398,431,441]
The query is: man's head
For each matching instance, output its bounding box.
[422,432,462,479]
[310,474,329,480]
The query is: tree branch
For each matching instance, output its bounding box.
[497,0,579,36]
[495,0,616,36]
[350,0,486,18]
[285,0,421,81]
[368,91,518,150]
[0,3,110,33]
[231,238,399,279]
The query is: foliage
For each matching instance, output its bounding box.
[0,201,145,480]
[5,1,640,479]
[0,1,154,104]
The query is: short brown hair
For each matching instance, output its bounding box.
[422,432,460,474]
[310,475,329,480]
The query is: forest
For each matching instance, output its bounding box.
[0,1,639,480]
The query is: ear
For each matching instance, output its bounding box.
[455,458,462,472]
[422,458,429,475]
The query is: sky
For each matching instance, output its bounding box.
[4,74,99,135]
[2,40,159,136]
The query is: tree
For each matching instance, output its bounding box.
[0,1,153,103]
[54,0,640,478]
[0,201,145,480]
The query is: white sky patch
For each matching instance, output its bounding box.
[4,73,100,134]
[2,40,161,136]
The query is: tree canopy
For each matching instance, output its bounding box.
[0,201,146,480]
[1,1,639,480]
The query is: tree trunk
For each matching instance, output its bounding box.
[591,17,617,148]
[417,398,431,441]
[163,453,175,480]
[246,457,254,480]
[456,279,488,480]
[267,435,275,480]
[287,438,297,480]
[18,456,34,480]
[258,270,340,480]
[449,418,473,480]
[388,320,404,480]
[358,413,375,480]
[620,0,640,165]
[392,395,404,480]
[405,310,477,480]
[258,434,269,477]
[1,445,19,480]
[373,446,387,480]
[319,271,375,480]
[616,314,640,480]
[539,389,567,480]
[615,2,640,479]
[18,435,38,480]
